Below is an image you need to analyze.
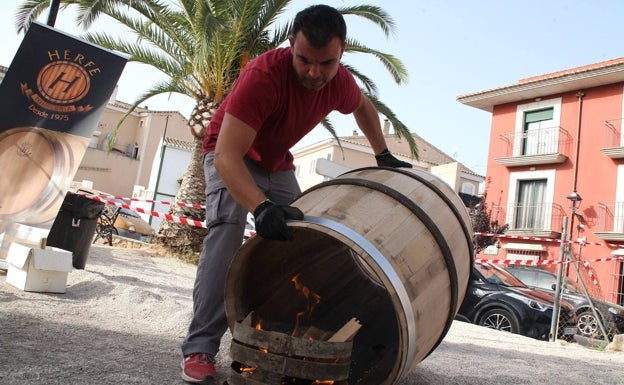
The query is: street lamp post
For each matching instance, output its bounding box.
[565,191,582,277]
[566,191,583,241]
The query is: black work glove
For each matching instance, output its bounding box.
[375,148,412,168]
[253,200,304,241]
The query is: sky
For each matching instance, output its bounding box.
[1,0,623,176]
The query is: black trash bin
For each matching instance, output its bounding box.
[47,192,105,269]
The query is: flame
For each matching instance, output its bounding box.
[236,278,337,384]
[254,320,269,354]
[291,273,321,336]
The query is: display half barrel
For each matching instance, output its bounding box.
[225,167,474,384]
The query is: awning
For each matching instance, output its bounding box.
[502,242,546,251]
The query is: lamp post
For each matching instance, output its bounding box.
[566,191,583,240]
[567,191,584,272]
[566,191,582,275]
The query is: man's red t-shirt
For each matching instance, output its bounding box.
[202,47,362,172]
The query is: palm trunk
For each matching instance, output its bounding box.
[155,99,217,255]
[156,137,208,252]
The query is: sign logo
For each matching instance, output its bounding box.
[20,50,101,115]
[37,61,90,104]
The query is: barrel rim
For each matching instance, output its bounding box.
[227,218,411,383]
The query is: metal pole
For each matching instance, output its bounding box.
[550,216,568,342]
[47,0,61,27]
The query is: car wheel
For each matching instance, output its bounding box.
[478,308,519,334]
[576,310,602,338]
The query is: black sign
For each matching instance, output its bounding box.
[0,22,128,226]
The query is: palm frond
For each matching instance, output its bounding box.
[337,4,396,38]
[319,118,345,160]
[15,0,77,32]
[342,63,378,95]
[345,38,408,85]
[109,78,190,146]
[364,91,418,159]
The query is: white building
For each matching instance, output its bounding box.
[293,120,484,198]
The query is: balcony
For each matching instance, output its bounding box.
[495,126,571,167]
[493,202,564,239]
[602,118,624,159]
[595,201,624,241]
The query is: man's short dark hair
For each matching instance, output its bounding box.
[291,4,347,48]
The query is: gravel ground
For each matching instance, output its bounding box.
[1,243,623,385]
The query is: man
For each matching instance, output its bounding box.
[181,4,411,384]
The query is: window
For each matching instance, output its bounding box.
[461,182,476,195]
[515,179,547,229]
[514,98,561,157]
[523,108,554,155]
[618,260,624,306]
[506,169,556,231]
[308,159,316,175]
[614,165,624,232]
[503,243,546,262]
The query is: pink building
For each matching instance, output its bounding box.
[458,58,624,305]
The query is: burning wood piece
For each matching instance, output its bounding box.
[228,314,361,385]
[327,318,362,343]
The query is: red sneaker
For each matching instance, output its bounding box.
[181,353,217,384]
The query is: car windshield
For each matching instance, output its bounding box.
[476,263,527,288]
[111,199,140,218]
[561,277,583,294]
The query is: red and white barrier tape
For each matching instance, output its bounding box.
[473,232,623,248]
[74,191,205,210]
[474,258,564,266]
[71,191,207,229]
[582,260,599,285]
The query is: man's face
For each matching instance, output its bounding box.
[289,32,345,91]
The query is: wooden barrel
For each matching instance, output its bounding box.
[225,167,473,385]
[0,127,80,226]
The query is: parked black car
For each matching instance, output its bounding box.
[505,265,624,339]
[456,262,577,341]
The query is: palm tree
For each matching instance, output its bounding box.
[16,0,414,255]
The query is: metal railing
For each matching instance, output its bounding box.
[596,201,624,233]
[492,202,564,234]
[604,118,624,148]
[498,126,571,158]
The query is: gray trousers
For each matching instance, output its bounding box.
[181,153,301,357]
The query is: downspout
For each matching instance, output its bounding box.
[572,91,584,192]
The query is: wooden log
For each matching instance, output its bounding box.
[229,341,351,380]
[232,321,353,359]
[328,318,361,343]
